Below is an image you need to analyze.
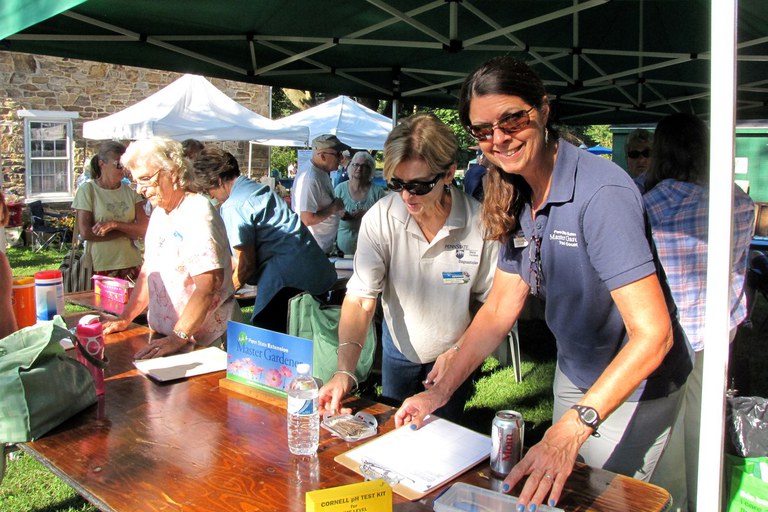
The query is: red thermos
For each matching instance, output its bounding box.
[76,314,106,396]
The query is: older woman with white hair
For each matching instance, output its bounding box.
[334,151,387,255]
[103,137,238,359]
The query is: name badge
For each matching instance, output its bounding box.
[513,235,529,248]
[442,271,470,284]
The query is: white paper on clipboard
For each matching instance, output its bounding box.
[336,416,491,498]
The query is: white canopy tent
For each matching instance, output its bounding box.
[273,95,394,150]
[82,74,309,145]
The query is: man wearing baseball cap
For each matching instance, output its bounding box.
[291,134,350,254]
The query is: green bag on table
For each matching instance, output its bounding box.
[0,316,96,444]
[288,292,375,387]
[726,454,768,512]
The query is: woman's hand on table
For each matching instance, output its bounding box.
[394,389,446,429]
[103,317,131,335]
[318,373,354,416]
[134,334,193,360]
[502,413,590,510]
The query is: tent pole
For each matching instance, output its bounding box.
[699,1,737,510]
[392,99,398,125]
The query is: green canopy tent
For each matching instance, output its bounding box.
[1,0,767,124]
[0,1,761,509]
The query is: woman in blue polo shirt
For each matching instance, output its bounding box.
[395,57,693,511]
[191,148,337,333]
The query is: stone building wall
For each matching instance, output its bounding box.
[0,50,272,205]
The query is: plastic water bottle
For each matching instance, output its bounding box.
[287,363,319,455]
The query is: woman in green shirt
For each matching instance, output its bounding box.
[334,151,387,255]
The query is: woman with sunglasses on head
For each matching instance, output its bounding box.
[394,57,693,512]
[318,112,498,421]
[103,138,240,360]
[72,141,148,281]
[333,151,387,255]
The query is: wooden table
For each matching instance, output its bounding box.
[21,318,671,512]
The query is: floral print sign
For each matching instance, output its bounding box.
[225,321,313,396]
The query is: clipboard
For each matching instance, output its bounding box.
[334,416,491,500]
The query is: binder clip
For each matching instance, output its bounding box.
[359,458,408,487]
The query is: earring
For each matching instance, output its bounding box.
[173,181,179,191]
[444,184,451,192]
[544,128,549,146]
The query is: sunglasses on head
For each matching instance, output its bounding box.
[387,172,445,195]
[627,148,651,159]
[467,106,536,141]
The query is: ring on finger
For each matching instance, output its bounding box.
[544,473,553,480]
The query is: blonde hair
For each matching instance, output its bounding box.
[122,137,196,192]
[383,113,457,181]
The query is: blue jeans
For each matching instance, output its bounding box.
[381,320,475,423]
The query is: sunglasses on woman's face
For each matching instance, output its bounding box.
[467,106,536,141]
[387,172,445,196]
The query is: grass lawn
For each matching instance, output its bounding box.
[2,245,766,511]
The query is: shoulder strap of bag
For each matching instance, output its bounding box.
[70,330,110,369]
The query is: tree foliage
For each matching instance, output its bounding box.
[423,108,476,169]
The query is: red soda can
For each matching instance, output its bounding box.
[490,410,524,477]
[76,314,106,396]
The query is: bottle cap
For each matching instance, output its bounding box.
[296,363,310,375]
[34,269,63,279]
[79,314,102,326]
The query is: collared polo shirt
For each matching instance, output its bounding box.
[347,187,498,364]
[220,176,337,316]
[291,164,339,253]
[498,141,692,400]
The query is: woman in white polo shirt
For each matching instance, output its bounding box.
[318,113,498,421]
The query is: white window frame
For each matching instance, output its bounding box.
[18,109,79,202]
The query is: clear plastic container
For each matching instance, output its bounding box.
[287,363,319,455]
[433,482,564,512]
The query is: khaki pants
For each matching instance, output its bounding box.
[553,366,685,489]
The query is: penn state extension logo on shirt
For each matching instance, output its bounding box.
[445,242,480,264]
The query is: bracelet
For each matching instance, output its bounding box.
[337,341,364,353]
[334,370,359,392]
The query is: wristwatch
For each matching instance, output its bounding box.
[571,404,602,436]
[173,329,194,343]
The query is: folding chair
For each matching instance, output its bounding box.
[27,200,70,252]
[492,323,523,383]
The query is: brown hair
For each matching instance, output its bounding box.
[383,112,457,181]
[458,57,554,241]
[645,113,708,191]
[89,141,126,180]
[191,147,241,191]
